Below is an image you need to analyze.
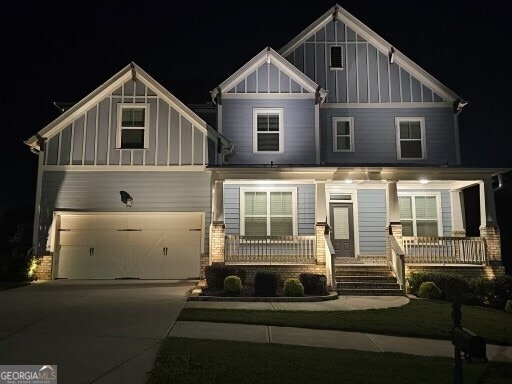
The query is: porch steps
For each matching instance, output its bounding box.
[335,265,404,296]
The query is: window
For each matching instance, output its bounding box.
[398,194,441,236]
[332,117,354,152]
[330,46,344,70]
[396,117,426,159]
[253,108,283,153]
[241,188,296,236]
[117,104,149,149]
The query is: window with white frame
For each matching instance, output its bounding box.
[398,194,441,237]
[330,46,344,70]
[332,117,354,152]
[241,188,296,236]
[253,108,283,153]
[396,117,426,160]
[117,104,149,149]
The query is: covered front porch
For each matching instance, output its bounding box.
[208,166,506,288]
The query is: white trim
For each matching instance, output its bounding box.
[315,104,320,165]
[395,117,426,160]
[332,117,355,152]
[224,180,315,185]
[253,108,284,154]
[279,6,461,103]
[325,190,360,257]
[222,93,315,100]
[115,103,150,149]
[41,165,207,172]
[320,102,451,109]
[397,192,443,236]
[240,187,298,236]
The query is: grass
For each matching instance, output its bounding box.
[179,299,512,345]
[0,281,31,291]
[147,337,512,384]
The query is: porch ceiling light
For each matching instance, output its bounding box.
[419,178,429,184]
[345,179,353,184]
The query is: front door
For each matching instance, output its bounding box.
[329,203,355,257]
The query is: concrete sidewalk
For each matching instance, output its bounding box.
[185,295,410,311]
[169,321,512,363]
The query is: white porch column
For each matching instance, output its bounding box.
[212,180,224,223]
[315,182,327,264]
[211,180,225,264]
[386,180,400,224]
[479,178,497,228]
[450,190,466,236]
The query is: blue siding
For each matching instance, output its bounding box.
[38,171,211,255]
[358,189,386,255]
[222,98,316,164]
[321,107,456,165]
[43,78,211,167]
[224,184,315,235]
[284,21,447,104]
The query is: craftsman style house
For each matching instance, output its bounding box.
[26,5,506,293]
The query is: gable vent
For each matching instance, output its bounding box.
[330,46,343,70]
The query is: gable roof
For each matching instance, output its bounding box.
[279,4,463,103]
[210,47,327,103]
[25,62,230,151]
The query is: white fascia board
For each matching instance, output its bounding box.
[25,64,133,149]
[211,47,325,100]
[279,5,462,103]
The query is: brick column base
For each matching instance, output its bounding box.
[210,223,226,264]
[35,255,53,280]
[480,226,502,262]
[315,224,327,265]
[452,230,466,237]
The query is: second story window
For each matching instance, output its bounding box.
[253,108,283,153]
[332,117,354,152]
[117,104,149,149]
[396,117,426,160]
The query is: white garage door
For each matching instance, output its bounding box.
[56,213,202,279]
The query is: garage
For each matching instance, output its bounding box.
[55,213,203,279]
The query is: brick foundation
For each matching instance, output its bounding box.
[210,223,225,263]
[35,255,53,280]
[315,224,326,264]
[480,226,501,262]
[406,264,505,279]
[200,253,209,279]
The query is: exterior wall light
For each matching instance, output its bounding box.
[419,179,429,184]
[120,191,133,207]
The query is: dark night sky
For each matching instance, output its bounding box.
[1,0,510,215]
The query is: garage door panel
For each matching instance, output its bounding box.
[60,216,97,230]
[57,246,92,279]
[165,231,201,279]
[95,231,128,246]
[59,231,95,246]
[93,246,127,278]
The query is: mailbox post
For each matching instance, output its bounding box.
[451,303,488,384]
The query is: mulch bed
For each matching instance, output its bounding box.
[200,285,328,298]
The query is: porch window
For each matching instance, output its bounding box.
[332,117,354,152]
[241,189,296,236]
[253,108,283,153]
[398,195,440,236]
[116,104,149,149]
[396,117,426,160]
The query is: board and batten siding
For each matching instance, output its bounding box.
[222,98,316,164]
[400,189,452,236]
[357,189,387,255]
[224,184,315,235]
[44,78,214,167]
[284,20,445,104]
[321,107,456,165]
[226,62,311,94]
[37,171,211,255]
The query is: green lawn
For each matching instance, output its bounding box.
[179,299,512,345]
[147,337,512,384]
[0,281,31,291]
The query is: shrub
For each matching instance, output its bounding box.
[487,276,512,309]
[418,281,442,300]
[224,275,242,296]
[254,271,278,297]
[506,300,512,313]
[205,265,246,289]
[299,273,328,295]
[466,277,490,306]
[407,272,469,302]
[283,278,304,297]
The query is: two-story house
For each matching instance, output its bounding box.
[26,5,507,294]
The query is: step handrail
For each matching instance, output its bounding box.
[389,235,406,294]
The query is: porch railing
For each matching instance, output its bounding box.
[389,235,406,294]
[225,235,316,264]
[402,236,486,264]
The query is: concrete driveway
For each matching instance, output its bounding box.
[0,280,195,384]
